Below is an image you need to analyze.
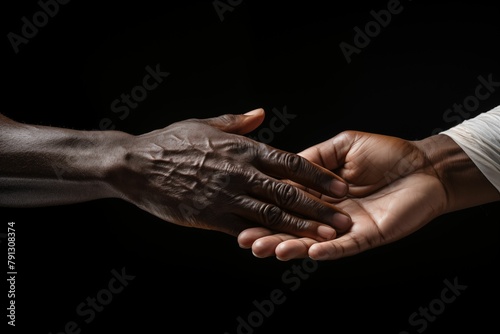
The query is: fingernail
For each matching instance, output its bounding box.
[333,213,352,231]
[330,179,348,196]
[317,225,336,240]
[252,250,264,258]
[244,108,263,116]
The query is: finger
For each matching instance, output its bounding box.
[308,234,366,261]
[247,173,352,233]
[281,179,345,204]
[239,231,300,258]
[197,108,266,135]
[238,228,317,260]
[237,227,274,249]
[253,145,349,198]
[274,238,317,261]
[247,233,316,261]
[252,234,298,258]
[231,195,338,241]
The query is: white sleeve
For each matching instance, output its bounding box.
[440,105,500,193]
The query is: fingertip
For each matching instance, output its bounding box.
[238,227,274,249]
[252,247,271,259]
[252,250,266,258]
[236,108,265,135]
[317,225,336,241]
[275,242,287,255]
[275,243,292,261]
[244,108,265,116]
[252,237,265,250]
[275,241,310,261]
[250,238,268,258]
[308,244,328,261]
[237,231,252,249]
[332,212,352,233]
[252,237,281,258]
[330,179,348,197]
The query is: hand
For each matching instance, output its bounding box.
[237,130,449,260]
[110,109,351,238]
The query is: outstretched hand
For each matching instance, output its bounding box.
[111,109,351,238]
[238,131,449,260]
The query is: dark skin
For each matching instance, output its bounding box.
[0,109,351,239]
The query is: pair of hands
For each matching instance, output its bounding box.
[118,108,447,261]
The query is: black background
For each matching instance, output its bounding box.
[2,0,500,333]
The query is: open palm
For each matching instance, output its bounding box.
[238,131,448,261]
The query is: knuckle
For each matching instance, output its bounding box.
[215,114,239,127]
[216,160,249,183]
[259,204,282,226]
[281,153,302,173]
[233,140,255,157]
[274,182,298,207]
[289,218,309,232]
[338,130,356,140]
[221,162,242,176]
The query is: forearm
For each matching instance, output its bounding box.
[416,133,499,214]
[0,114,129,207]
[415,105,500,214]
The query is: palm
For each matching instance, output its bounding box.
[330,172,443,257]
[237,131,446,261]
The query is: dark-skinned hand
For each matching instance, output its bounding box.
[0,109,351,240]
[110,109,352,238]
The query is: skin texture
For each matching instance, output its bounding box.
[238,130,500,261]
[0,109,351,239]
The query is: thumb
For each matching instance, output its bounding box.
[199,108,265,135]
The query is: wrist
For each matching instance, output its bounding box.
[38,126,132,201]
[414,134,500,214]
[88,130,133,200]
[100,132,154,205]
